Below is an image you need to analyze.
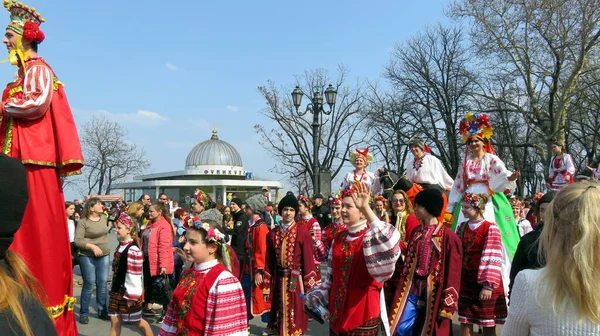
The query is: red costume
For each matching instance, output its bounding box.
[456,220,507,327]
[307,218,401,336]
[388,223,462,336]
[263,222,319,336]
[0,2,83,335]
[246,216,271,316]
[159,260,248,335]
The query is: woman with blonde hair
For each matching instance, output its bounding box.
[504,182,600,335]
[0,154,57,335]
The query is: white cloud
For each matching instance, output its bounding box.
[135,110,168,121]
[165,63,178,71]
[226,105,239,112]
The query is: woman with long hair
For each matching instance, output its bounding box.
[504,182,600,334]
[66,201,78,267]
[140,202,174,321]
[74,197,111,324]
[0,154,57,335]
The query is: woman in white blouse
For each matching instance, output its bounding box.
[504,182,600,335]
[340,148,382,195]
[405,136,454,192]
[547,141,576,190]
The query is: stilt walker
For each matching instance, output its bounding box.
[0,1,83,334]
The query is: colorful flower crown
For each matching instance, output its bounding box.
[193,189,209,204]
[183,216,225,242]
[341,186,355,198]
[510,198,523,209]
[462,192,486,211]
[327,193,342,206]
[459,112,493,143]
[533,192,544,203]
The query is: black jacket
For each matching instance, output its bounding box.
[225,210,249,262]
[509,222,545,298]
[312,204,331,229]
[0,294,57,336]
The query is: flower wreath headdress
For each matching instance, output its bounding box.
[462,192,486,212]
[183,216,225,243]
[327,192,342,206]
[297,194,312,208]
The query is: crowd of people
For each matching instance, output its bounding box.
[0,1,599,336]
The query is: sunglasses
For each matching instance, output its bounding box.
[392,198,406,203]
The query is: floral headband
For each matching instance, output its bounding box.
[327,193,342,206]
[341,186,355,198]
[533,192,544,203]
[193,189,208,204]
[116,213,134,228]
[462,192,486,211]
[297,194,312,207]
[510,198,523,209]
[183,216,225,243]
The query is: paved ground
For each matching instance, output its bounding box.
[73,232,490,335]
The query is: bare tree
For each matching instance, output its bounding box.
[450,0,600,164]
[78,116,150,195]
[384,24,478,176]
[255,66,367,194]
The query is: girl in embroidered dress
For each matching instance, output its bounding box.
[406,136,454,192]
[159,219,248,336]
[447,112,520,295]
[340,148,383,195]
[373,195,390,223]
[456,193,507,336]
[109,214,153,336]
[314,193,347,262]
[305,182,401,336]
[296,195,323,280]
[510,199,532,237]
[547,141,576,190]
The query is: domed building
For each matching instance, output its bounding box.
[113,128,283,205]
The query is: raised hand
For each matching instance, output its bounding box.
[351,182,371,211]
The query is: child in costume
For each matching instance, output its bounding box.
[108,214,153,336]
[317,193,347,258]
[456,193,507,336]
[296,195,323,279]
[159,218,248,336]
[305,182,402,335]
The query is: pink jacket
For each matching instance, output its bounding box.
[141,217,174,276]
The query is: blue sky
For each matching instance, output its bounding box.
[0,0,451,200]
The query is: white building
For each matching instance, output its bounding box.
[113,128,283,205]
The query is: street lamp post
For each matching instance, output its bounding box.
[292,84,337,194]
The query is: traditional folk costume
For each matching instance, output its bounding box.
[296,195,323,279]
[198,208,241,280]
[388,189,462,336]
[306,197,402,336]
[510,199,532,237]
[108,215,144,322]
[548,152,576,190]
[244,194,271,319]
[263,194,319,336]
[160,221,248,336]
[341,148,382,195]
[406,137,454,192]
[447,113,520,295]
[0,2,83,334]
[315,193,347,261]
[456,194,507,327]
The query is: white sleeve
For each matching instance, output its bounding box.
[502,271,532,336]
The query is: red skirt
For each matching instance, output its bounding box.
[9,166,77,335]
[458,269,507,327]
[330,317,380,336]
[108,291,143,322]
